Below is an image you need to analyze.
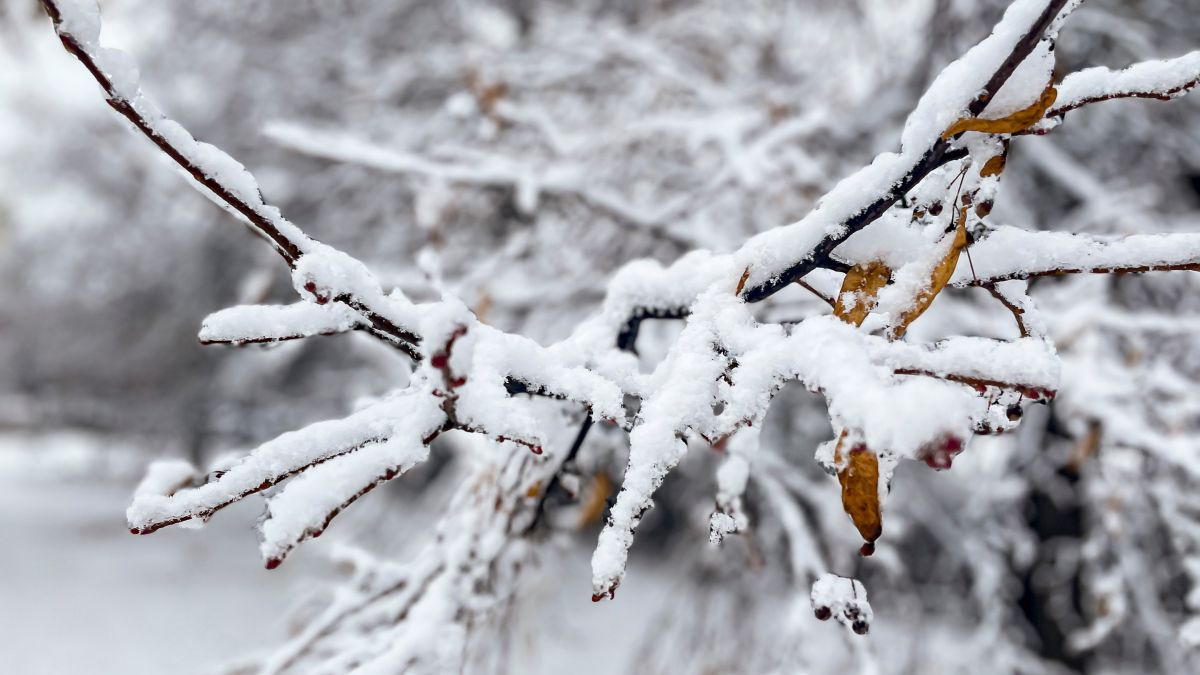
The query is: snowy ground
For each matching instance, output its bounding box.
[0,436,668,675]
[0,467,323,674]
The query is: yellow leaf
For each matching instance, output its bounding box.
[941,82,1058,139]
[577,473,613,528]
[525,480,542,498]
[836,434,882,551]
[980,153,1007,178]
[834,261,891,327]
[890,206,968,339]
[735,266,751,295]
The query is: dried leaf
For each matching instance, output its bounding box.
[942,82,1058,139]
[577,472,613,528]
[835,434,882,549]
[891,206,968,338]
[525,480,542,498]
[980,154,1007,178]
[834,261,891,326]
[474,292,493,324]
[735,266,751,295]
[1067,420,1102,474]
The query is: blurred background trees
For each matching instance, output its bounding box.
[2,0,1199,672]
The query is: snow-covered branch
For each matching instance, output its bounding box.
[34,0,1200,668]
[1049,51,1200,117]
[952,227,1200,285]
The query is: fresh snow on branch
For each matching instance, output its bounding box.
[199,302,362,344]
[953,227,1200,284]
[34,0,1200,670]
[1052,51,1200,116]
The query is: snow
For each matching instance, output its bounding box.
[94,47,139,97]
[32,0,1200,668]
[952,226,1200,284]
[709,427,757,544]
[733,0,1065,292]
[126,387,445,536]
[0,468,324,675]
[133,459,196,498]
[811,573,873,633]
[258,393,442,565]
[44,0,315,256]
[984,40,1055,118]
[53,0,100,49]
[1054,51,1200,113]
[199,302,362,344]
[879,335,1059,389]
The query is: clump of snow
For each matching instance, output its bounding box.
[133,459,197,498]
[708,513,740,544]
[954,227,1200,284]
[1054,51,1200,112]
[199,302,361,344]
[811,573,873,634]
[127,388,444,533]
[258,391,443,565]
[94,47,139,99]
[53,0,101,49]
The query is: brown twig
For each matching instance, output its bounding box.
[967,261,1200,286]
[39,0,423,359]
[129,435,392,535]
[983,284,1030,338]
[1045,78,1200,119]
[893,368,1054,400]
[797,279,837,309]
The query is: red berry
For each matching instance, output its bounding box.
[430,354,449,369]
[852,620,869,635]
[814,606,832,621]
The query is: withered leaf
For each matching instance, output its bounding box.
[836,434,883,548]
[980,153,1007,178]
[577,472,613,528]
[941,82,1058,139]
[890,206,968,338]
[834,261,891,327]
[735,266,751,295]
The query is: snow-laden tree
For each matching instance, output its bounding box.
[22,0,1200,672]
